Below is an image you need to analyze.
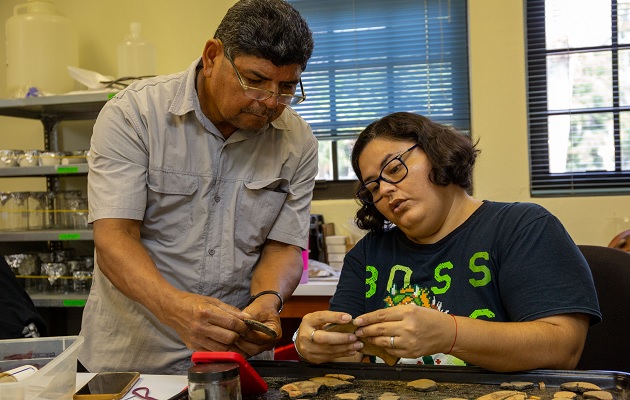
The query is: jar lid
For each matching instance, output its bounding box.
[188,363,240,382]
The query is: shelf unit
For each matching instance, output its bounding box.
[0,93,113,310]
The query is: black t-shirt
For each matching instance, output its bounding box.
[0,257,47,339]
[330,201,601,364]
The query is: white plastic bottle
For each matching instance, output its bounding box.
[5,0,79,97]
[117,22,156,78]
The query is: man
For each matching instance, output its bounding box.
[79,0,316,374]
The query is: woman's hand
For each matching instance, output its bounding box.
[296,311,364,364]
[353,304,456,360]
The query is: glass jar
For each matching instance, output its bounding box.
[0,192,29,231]
[4,253,40,293]
[66,198,89,229]
[54,190,83,229]
[188,363,241,400]
[27,191,50,230]
[41,262,68,294]
[72,270,92,294]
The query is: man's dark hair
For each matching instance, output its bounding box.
[351,112,480,232]
[214,0,314,70]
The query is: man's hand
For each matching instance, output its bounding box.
[162,292,251,354]
[234,299,282,357]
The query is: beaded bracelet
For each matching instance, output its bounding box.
[247,290,284,313]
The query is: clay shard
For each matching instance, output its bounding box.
[500,381,535,390]
[476,390,528,400]
[309,376,353,390]
[407,378,438,392]
[244,319,278,339]
[325,322,400,366]
[559,382,601,393]
[280,380,322,399]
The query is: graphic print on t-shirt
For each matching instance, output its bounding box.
[381,283,466,366]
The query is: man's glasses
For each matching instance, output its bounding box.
[356,144,419,204]
[225,49,306,106]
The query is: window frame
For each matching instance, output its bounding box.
[526,0,630,196]
[289,0,471,199]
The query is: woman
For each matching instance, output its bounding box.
[295,112,600,372]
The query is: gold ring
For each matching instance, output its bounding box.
[390,335,396,349]
[310,329,316,342]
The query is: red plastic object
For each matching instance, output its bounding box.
[191,351,268,395]
[274,343,299,361]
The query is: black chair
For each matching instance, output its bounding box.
[576,245,630,372]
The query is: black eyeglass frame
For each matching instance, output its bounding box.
[356,144,419,204]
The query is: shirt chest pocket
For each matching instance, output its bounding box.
[146,170,198,240]
[234,178,291,250]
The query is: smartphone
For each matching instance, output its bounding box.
[191,351,268,395]
[73,371,140,400]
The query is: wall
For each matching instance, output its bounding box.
[0,0,627,246]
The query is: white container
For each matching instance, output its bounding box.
[326,244,347,254]
[325,235,347,245]
[0,150,21,168]
[0,336,83,400]
[39,152,63,166]
[117,22,156,78]
[5,0,79,97]
[18,150,41,167]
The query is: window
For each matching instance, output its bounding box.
[527,0,630,196]
[288,0,470,199]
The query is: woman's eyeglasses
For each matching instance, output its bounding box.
[356,144,418,204]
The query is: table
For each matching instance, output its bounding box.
[77,373,187,399]
[77,363,630,400]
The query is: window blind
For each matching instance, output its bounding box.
[288,0,470,140]
[527,0,630,196]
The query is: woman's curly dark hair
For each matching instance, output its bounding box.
[351,112,480,232]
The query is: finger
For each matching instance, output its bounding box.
[303,310,353,327]
[205,296,251,319]
[313,329,358,345]
[197,306,250,335]
[187,320,244,349]
[354,321,399,339]
[354,307,401,326]
[235,335,276,357]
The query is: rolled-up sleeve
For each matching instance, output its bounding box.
[88,98,149,223]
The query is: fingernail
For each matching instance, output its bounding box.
[354,317,363,325]
[355,329,363,337]
[341,314,352,322]
[353,342,363,350]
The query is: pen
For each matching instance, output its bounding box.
[166,387,188,400]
